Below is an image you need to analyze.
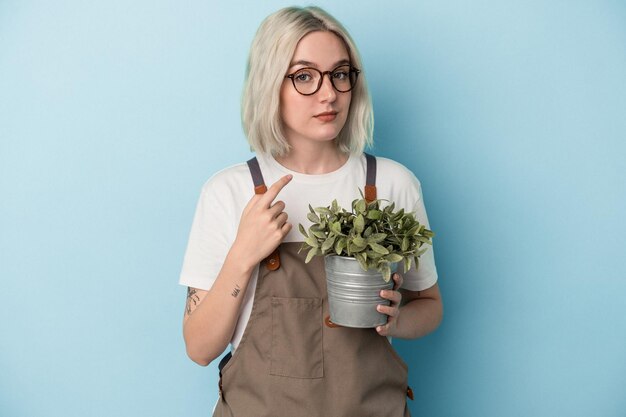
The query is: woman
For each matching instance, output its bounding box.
[179,6,442,417]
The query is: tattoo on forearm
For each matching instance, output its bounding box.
[186,287,200,316]
[231,284,241,298]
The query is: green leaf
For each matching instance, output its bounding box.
[366,250,384,259]
[407,225,420,235]
[356,252,368,271]
[315,207,332,216]
[321,236,336,252]
[366,233,387,244]
[353,235,367,247]
[330,221,343,235]
[354,214,365,234]
[305,247,320,263]
[304,236,319,248]
[334,237,347,255]
[366,210,382,220]
[307,212,320,223]
[379,263,392,282]
[401,236,409,251]
[403,256,412,273]
[297,242,308,254]
[384,202,395,213]
[298,224,308,238]
[393,208,405,220]
[369,242,389,255]
[356,199,366,214]
[386,253,404,263]
[311,229,327,239]
[348,240,367,253]
[331,199,339,214]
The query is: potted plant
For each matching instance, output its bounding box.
[298,191,435,328]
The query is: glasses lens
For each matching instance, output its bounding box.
[330,65,355,92]
[292,68,321,95]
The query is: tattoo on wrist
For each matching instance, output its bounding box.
[186,287,200,315]
[231,284,241,298]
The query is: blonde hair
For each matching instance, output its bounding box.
[241,6,373,157]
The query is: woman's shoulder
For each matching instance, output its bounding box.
[200,160,255,196]
[373,155,422,189]
[366,155,425,211]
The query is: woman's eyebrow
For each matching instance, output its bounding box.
[289,60,315,68]
[288,59,350,69]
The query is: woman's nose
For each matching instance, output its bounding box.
[318,73,337,102]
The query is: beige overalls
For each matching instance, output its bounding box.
[213,154,413,417]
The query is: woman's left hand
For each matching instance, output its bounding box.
[376,273,403,336]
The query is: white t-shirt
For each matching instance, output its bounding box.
[179,152,438,350]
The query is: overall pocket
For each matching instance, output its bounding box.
[270,297,324,379]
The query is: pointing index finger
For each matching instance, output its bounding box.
[262,174,293,205]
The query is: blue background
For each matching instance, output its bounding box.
[1,1,625,416]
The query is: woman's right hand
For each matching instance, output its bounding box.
[232,174,293,269]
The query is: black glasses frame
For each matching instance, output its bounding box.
[285,65,360,96]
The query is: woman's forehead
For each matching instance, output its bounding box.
[289,31,350,67]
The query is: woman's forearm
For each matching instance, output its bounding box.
[392,291,443,340]
[183,244,256,366]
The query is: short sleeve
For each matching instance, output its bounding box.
[396,173,438,292]
[178,180,235,291]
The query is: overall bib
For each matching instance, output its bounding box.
[213,153,413,417]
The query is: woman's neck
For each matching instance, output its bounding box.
[274,143,349,175]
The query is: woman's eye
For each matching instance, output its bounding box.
[295,72,313,82]
[332,71,349,80]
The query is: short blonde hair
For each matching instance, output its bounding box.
[241,6,373,157]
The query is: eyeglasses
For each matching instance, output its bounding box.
[285,64,360,96]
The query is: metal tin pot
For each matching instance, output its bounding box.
[324,255,397,328]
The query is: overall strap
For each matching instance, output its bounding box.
[246,157,268,195]
[363,152,377,203]
[246,156,281,271]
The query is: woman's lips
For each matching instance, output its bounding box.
[315,112,338,122]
